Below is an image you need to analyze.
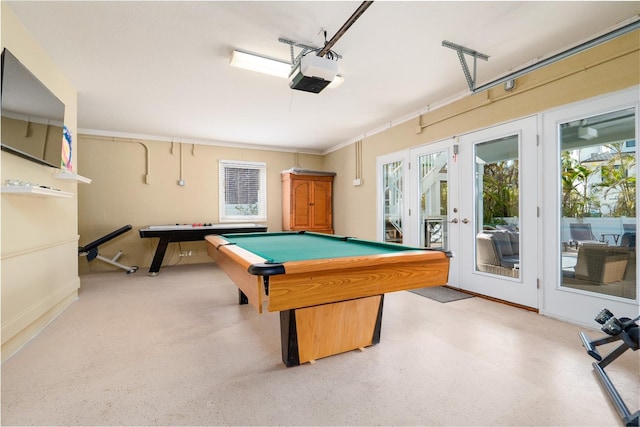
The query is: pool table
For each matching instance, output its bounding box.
[206,231,452,367]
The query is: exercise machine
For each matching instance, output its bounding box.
[580,308,639,426]
[78,225,138,274]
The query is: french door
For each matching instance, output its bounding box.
[377,89,637,325]
[377,119,538,308]
[407,140,459,286]
[457,117,539,308]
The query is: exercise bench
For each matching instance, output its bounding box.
[580,308,639,426]
[78,225,138,274]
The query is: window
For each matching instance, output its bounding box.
[559,107,636,299]
[219,160,266,222]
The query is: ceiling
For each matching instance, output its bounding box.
[6,1,640,153]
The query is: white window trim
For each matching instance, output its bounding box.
[218,160,267,223]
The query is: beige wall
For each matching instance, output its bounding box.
[1,4,79,361]
[325,30,640,240]
[76,137,324,273]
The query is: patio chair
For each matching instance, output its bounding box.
[476,231,519,278]
[569,223,606,248]
[574,244,630,284]
[621,223,636,248]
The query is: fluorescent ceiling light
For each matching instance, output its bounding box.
[230,50,290,78]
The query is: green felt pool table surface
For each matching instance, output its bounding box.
[220,231,426,263]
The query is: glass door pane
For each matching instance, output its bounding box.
[559,107,636,300]
[418,150,448,248]
[383,160,404,243]
[474,135,520,279]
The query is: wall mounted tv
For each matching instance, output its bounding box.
[1,48,65,168]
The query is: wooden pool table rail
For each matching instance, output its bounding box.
[206,236,267,313]
[267,251,448,311]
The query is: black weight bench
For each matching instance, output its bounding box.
[78,225,138,274]
[580,309,639,426]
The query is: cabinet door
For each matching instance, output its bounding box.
[291,179,312,228]
[311,180,332,230]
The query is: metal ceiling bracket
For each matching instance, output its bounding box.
[279,38,343,59]
[277,1,371,77]
[279,38,314,65]
[279,38,343,72]
[442,40,489,91]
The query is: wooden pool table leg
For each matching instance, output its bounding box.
[279,295,385,367]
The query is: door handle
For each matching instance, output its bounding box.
[462,218,470,224]
[449,218,459,224]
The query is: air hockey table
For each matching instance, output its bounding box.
[139,223,267,275]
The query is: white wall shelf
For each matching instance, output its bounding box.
[53,172,92,184]
[1,186,74,198]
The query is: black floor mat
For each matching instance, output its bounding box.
[409,286,474,303]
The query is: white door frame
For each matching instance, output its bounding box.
[540,87,639,327]
[458,116,539,308]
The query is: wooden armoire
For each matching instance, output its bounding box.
[281,169,336,234]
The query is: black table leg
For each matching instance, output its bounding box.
[280,310,300,367]
[238,290,248,305]
[372,294,384,345]
[148,237,170,276]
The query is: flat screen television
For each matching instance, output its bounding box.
[1,48,66,168]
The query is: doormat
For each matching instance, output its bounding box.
[410,286,475,303]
